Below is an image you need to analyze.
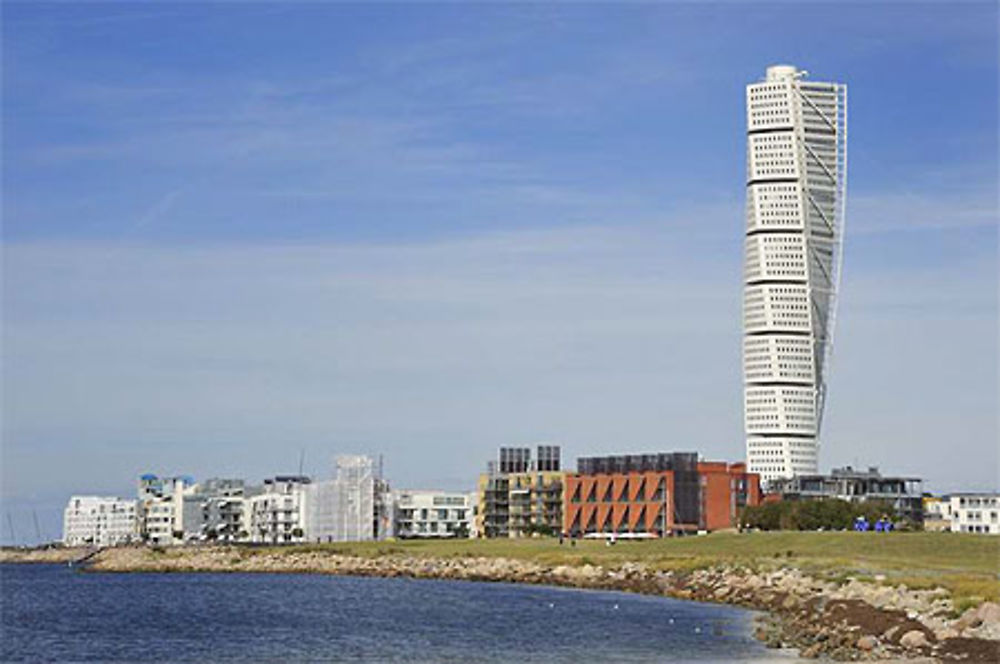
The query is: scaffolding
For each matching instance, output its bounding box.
[304,455,383,542]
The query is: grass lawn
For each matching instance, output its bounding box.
[271,531,1000,606]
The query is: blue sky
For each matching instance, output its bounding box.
[2,2,997,544]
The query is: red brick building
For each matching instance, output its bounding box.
[697,461,761,531]
[563,453,760,537]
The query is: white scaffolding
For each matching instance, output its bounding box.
[304,455,377,542]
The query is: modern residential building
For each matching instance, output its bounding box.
[62,496,138,547]
[393,490,475,538]
[189,478,260,543]
[922,495,952,532]
[137,474,260,545]
[130,457,392,546]
[302,455,392,543]
[136,474,197,545]
[767,466,923,523]
[477,445,565,538]
[946,493,999,534]
[563,453,760,537]
[743,64,848,484]
[249,476,310,544]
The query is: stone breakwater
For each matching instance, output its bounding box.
[82,546,1000,663]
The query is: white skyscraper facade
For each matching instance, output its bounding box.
[743,65,847,484]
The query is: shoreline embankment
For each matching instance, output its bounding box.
[3,544,997,662]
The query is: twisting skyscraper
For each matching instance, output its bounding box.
[743,65,847,484]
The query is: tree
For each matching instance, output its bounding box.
[740,498,902,531]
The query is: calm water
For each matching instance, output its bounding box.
[1,564,793,662]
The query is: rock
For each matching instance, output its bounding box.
[955,607,984,631]
[781,594,800,610]
[856,635,878,651]
[899,630,929,649]
[801,643,823,658]
[934,627,959,641]
[976,601,1000,625]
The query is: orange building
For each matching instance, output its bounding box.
[697,461,761,531]
[563,453,760,537]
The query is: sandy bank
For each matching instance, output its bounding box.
[0,547,92,564]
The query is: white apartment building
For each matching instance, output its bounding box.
[136,474,197,545]
[393,490,475,539]
[948,494,999,534]
[63,496,138,547]
[743,64,848,483]
[249,476,310,544]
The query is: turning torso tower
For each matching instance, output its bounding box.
[743,65,847,484]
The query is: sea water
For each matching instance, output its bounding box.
[0,563,798,662]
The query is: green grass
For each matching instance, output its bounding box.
[256,532,999,604]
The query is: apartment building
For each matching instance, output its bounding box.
[947,493,999,534]
[62,496,138,547]
[249,476,310,544]
[393,490,475,538]
[743,65,848,483]
[922,496,951,533]
[563,453,760,537]
[477,445,565,538]
[137,474,197,545]
[192,479,260,543]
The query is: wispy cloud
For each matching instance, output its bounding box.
[848,190,998,235]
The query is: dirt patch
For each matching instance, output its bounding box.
[825,599,934,643]
[936,637,1000,663]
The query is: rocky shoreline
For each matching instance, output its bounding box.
[4,545,998,662]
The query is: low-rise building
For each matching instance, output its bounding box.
[249,476,310,544]
[767,466,924,523]
[137,474,197,545]
[922,495,952,532]
[947,493,999,534]
[563,453,760,537]
[477,445,565,538]
[62,496,138,546]
[393,490,475,538]
[188,479,261,543]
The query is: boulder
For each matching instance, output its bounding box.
[856,635,878,651]
[955,607,984,631]
[934,627,959,641]
[899,630,929,649]
[976,601,1000,625]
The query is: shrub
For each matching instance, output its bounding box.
[741,498,899,531]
